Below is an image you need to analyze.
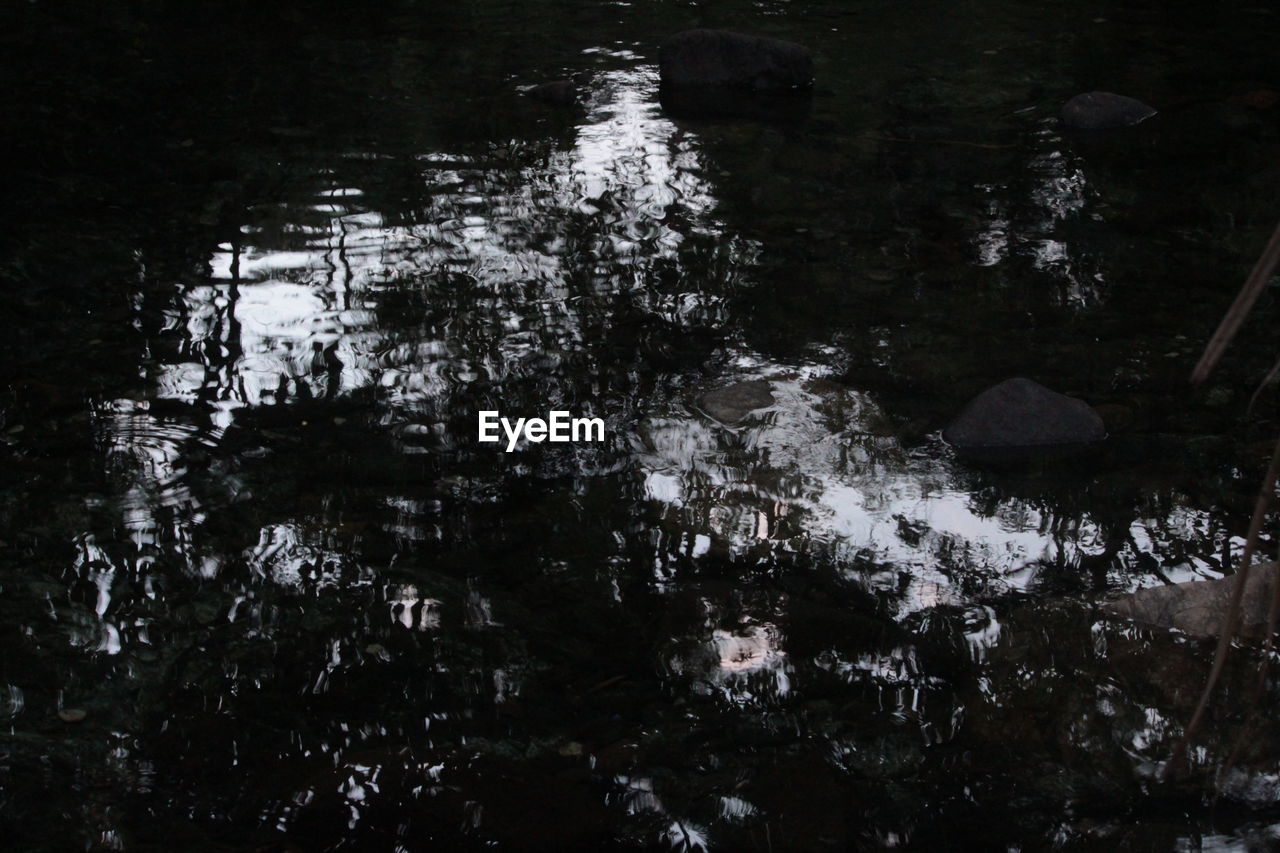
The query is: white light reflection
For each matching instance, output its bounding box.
[663,820,711,852]
[637,357,1226,619]
[667,615,791,706]
[175,66,736,434]
[388,585,442,631]
[970,138,1102,306]
[88,65,743,661]
[246,523,356,591]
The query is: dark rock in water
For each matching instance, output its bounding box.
[659,29,813,91]
[698,380,774,424]
[1060,91,1156,130]
[526,80,577,106]
[659,85,812,123]
[943,378,1105,449]
[1101,562,1280,639]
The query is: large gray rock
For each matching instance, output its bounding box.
[659,29,813,91]
[1060,91,1157,130]
[943,378,1105,449]
[1101,562,1280,639]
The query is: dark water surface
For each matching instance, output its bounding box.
[4,1,1280,849]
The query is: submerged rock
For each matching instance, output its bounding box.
[659,85,813,122]
[1101,562,1280,639]
[697,380,775,424]
[1060,91,1157,130]
[526,80,577,106]
[659,29,813,91]
[943,378,1105,450]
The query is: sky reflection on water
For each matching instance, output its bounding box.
[7,2,1280,849]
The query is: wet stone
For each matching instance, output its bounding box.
[697,380,775,424]
[1060,91,1157,129]
[944,377,1105,450]
[659,29,813,91]
[58,708,87,723]
[1101,561,1280,639]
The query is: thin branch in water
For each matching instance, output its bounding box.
[1220,486,1280,788]
[1162,435,1280,781]
[1246,353,1280,416]
[1191,221,1280,385]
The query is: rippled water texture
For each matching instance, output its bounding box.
[4,1,1280,850]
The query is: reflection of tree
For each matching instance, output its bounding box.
[145,66,756,483]
[11,3,1280,848]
